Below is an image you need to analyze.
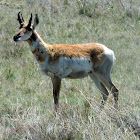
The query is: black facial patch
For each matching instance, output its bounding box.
[13,33,21,41]
[30,32,37,41]
[19,25,23,29]
[26,26,32,31]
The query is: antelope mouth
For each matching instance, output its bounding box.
[13,36,20,42]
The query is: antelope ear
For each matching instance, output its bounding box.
[33,14,39,30]
[27,13,32,29]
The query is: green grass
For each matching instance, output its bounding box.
[0,0,140,139]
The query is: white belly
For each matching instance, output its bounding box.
[39,57,93,78]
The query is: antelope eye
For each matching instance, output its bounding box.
[19,25,23,29]
[28,27,32,31]
[26,27,32,31]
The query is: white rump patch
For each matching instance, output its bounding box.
[96,43,116,62]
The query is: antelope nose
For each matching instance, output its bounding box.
[13,35,18,42]
[13,36,16,41]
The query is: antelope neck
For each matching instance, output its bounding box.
[27,31,42,52]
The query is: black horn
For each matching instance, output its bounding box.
[27,13,32,28]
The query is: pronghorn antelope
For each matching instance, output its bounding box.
[13,12,119,111]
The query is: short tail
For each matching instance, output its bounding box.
[103,45,116,63]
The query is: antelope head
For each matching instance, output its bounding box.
[13,12,39,42]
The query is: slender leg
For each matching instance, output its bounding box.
[94,71,119,109]
[100,83,109,108]
[110,82,119,110]
[89,74,109,108]
[51,76,61,112]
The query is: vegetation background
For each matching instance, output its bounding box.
[0,0,140,139]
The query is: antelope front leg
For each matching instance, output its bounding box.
[51,76,61,112]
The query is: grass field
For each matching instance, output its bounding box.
[0,0,140,139]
